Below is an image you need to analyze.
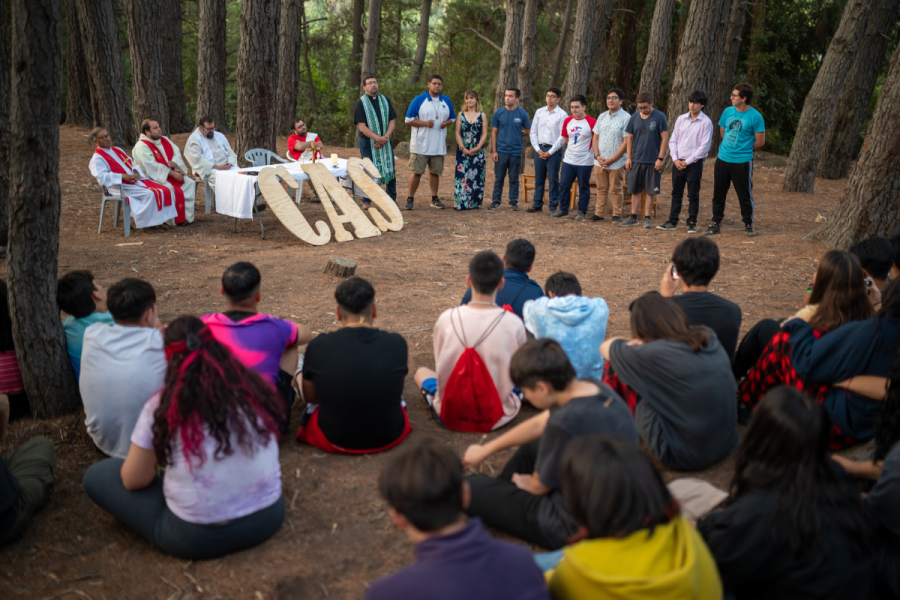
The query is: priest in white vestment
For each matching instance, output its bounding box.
[88,127,178,229]
[183,117,239,192]
[132,119,196,224]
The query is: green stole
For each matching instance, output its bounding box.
[360,94,395,184]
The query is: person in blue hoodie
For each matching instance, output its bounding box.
[462,239,543,319]
[523,272,609,379]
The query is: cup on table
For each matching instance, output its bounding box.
[331,154,338,168]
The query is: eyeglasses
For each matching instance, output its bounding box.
[202,125,215,132]
[606,96,620,100]
[546,93,558,98]
[730,93,741,98]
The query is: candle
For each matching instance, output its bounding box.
[331,154,338,166]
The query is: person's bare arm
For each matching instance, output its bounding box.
[625,135,633,170]
[358,123,378,141]
[600,337,628,361]
[301,377,319,405]
[386,118,396,139]
[491,127,499,162]
[512,471,552,495]
[293,139,313,152]
[294,324,314,347]
[408,118,435,128]
[754,132,765,150]
[609,139,627,164]
[832,454,883,480]
[833,376,889,401]
[522,128,531,137]
[660,264,680,298]
[455,117,466,156]
[475,114,488,151]
[120,443,158,491]
[462,410,551,469]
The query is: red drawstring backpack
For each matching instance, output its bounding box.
[439,308,508,432]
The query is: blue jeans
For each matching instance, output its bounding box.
[532,145,562,208]
[492,152,522,205]
[558,162,593,213]
[358,136,397,200]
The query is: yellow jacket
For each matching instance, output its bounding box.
[547,516,722,600]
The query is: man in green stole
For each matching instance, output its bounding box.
[353,77,398,204]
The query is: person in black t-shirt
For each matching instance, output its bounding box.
[660,237,742,361]
[297,277,411,454]
[354,77,399,203]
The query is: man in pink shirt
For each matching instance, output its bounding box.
[658,91,713,233]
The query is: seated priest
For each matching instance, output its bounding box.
[287,118,322,161]
[88,127,178,229]
[132,119,195,225]
[183,115,239,192]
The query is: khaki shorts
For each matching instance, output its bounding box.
[410,153,444,175]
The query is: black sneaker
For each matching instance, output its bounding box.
[619,215,639,227]
[509,203,520,211]
[310,194,321,204]
[487,202,500,210]
[745,224,757,237]
[255,203,268,212]
[703,223,721,235]
[585,214,604,221]
[525,205,542,213]
[657,220,677,231]
[550,209,568,218]
[404,198,414,211]
[431,198,445,209]
[575,211,586,221]
[686,221,698,233]
[643,217,653,228]
[611,216,622,223]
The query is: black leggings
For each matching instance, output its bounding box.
[83,458,285,560]
[732,318,782,380]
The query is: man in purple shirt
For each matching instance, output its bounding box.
[658,90,713,233]
[365,439,550,600]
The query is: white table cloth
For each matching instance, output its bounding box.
[214,158,380,220]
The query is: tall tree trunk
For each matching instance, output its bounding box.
[706,0,730,102]
[746,0,767,82]
[350,0,364,88]
[561,0,595,99]
[361,0,382,83]
[301,0,317,108]
[588,0,618,85]
[517,0,539,113]
[125,0,169,135]
[818,0,900,179]
[550,0,574,88]
[407,0,432,85]
[0,0,9,249]
[638,0,676,100]
[667,0,728,131]
[614,0,642,100]
[64,0,92,127]
[9,0,81,417]
[75,0,133,145]
[709,0,747,155]
[160,0,191,133]
[276,0,303,136]
[495,0,525,110]
[783,0,875,193]
[236,0,280,164]
[815,43,900,246]
[196,0,229,132]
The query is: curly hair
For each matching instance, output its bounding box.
[152,315,286,468]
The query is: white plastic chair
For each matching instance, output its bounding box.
[98,185,131,237]
[244,149,287,167]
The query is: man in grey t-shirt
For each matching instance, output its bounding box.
[622,92,668,229]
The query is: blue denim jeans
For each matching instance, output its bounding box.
[491,152,522,205]
[532,145,562,208]
[358,136,397,200]
[558,162,593,213]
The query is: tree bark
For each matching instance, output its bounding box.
[8,0,81,417]
[160,0,192,133]
[350,0,364,88]
[746,0,767,82]
[818,0,900,179]
[236,0,280,164]
[301,0,317,108]
[0,0,10,248]
[783,0,876,193]
[407,0,432,85]
[517,0,539,113]
[638,0,677,100]
[361,0,382,83]
[125,0,169,135]
[75,0,134,145]
[550,0,574,88]
[495,0,525,110]
[196,0,230,132]
[276,0,303,136]
[64,0,93,127]
[614,0,643,100]
[815,44,900,247]
[588,0,618,85]
[709,0,747,155]
[561,0,595,99]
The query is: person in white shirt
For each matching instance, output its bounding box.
[79,278,167,459]
[548,95,597,220]
[526,87,568,214]
[132,119,196,225]
[88,127,179,229]
[404,75,456,210]
[183,116,239,193]
[590,88,630,223]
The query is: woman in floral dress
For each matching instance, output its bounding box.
[454,90,488,209]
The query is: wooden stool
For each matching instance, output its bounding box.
[569,178,598,211]
[522,172,536,206]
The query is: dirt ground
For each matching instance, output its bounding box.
[0,125,852,599]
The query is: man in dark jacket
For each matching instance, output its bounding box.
[462,239,543,319]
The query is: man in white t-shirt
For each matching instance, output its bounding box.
[79,278,167,458]
[548,95,597,220]
[404,75,456,210]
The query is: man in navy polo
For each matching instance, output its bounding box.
[489,88,531,211]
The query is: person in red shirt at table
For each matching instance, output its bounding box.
[287,118,322,161]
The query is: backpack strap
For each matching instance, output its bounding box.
[450,307,507,350]
[499,282,527,313]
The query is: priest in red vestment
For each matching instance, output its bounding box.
[132,119,195,224]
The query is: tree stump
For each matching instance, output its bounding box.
[324,257,357,277]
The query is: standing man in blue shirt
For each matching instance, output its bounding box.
[705,83,765,237]
[489,88,531,211]
[404,75,456,210]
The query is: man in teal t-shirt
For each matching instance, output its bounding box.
[57,270,114,378]
[704,83,765,237]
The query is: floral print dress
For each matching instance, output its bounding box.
[454,112,486,209]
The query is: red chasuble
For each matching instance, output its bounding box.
[94,147,174,215]
[140,137,186,223]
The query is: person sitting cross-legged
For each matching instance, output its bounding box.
[297,277,412,454]
[364,439,550,600]
[462,339,638,550]
[79,278,167,459]
[57,270,114,379]
[416,250,527,432]
[82,316,286,560]
[523,272,609,380]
